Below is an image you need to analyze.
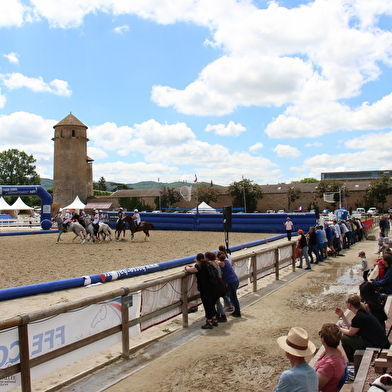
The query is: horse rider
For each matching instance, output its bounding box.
[78,209,86,227]
[99,210,104,224]
[132,208,141,229]
[63,210,71,230]
[93,209,100,235]
[117,207,125,224]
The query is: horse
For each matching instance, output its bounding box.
[115,218,127,241]
[97,223,112,242]
[123,215,154,241]
[83,216,97,243]
[54,216,86,244]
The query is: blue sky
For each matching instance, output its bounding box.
[1,0,392,186]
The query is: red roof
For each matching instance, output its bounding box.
[84,202,112,210]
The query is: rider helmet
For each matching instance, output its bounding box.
[119,207,123,210]
[134,209,138,212]
[99,210,102,213]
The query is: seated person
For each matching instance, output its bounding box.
[274,327,318,392]
[335,294,389,362]
[371,254,392,294]
[314,323,346,392]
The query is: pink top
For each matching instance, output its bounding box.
[314,351,346,392]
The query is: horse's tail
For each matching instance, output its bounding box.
[149,222,155,229]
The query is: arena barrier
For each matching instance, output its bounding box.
[0,239,295,392]
[106,211,317,233]
[0,235,284,301]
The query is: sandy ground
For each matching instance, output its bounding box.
[0,228,381,391]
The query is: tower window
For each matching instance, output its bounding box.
[72,130,75,137]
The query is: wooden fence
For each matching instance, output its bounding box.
[0,241,295,392]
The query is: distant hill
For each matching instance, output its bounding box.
[40,179,221,191]
[41,178,53,189]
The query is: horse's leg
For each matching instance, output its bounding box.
[130,231,134,240]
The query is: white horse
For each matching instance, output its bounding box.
[82,216,97,243]
[55,216,86,244]
[97,223,112,242]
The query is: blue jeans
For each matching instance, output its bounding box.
[227,280,241,316]
[299,246,311,268]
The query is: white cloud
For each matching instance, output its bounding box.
[249,142,264,152]
[0,73,72,96]
[273,144,301,158]
[305,142,323,147]
[205,121,246,136]
[0,0,28,28]
[113,24,129,34]
[3,52,19,64]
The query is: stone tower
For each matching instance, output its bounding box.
[52,113,93,207]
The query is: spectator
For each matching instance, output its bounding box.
[324,224,336,257]
[274,327,318,392]
[358,250,370,281]
[315,225,325,261]
[296,229,311,270]
[335,294,389,362]
[307,226,321,264]
[185,252,219,329]
[359,281,387,330]
[371,254,392,295]
[216,250,241,318]
[283,217,295,241]
[314,323,346,392]
[375,231,385,255]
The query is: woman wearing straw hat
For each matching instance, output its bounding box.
[274,327,318,392]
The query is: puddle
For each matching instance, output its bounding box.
[288,262,364,311]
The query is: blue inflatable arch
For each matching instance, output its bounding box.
[0,185,52,230]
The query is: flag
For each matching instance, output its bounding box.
[194,174,197,183]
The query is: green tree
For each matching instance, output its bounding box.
[315,180,349,207]
[96,176,107,191]
[292,177,319,184]
[287,187,302,211]
[119,197,152,211]
[110,182,131,191]
[0,149,40,185]
[227,178,263,212]
[197,184,221,205]
[160,186,181,208]
[366,174,392,211]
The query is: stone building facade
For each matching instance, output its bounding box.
[52,113,93,207]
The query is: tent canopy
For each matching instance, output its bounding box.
[189,201,217,213]
[11,197,34,210]
[63,195,86,210]
[0,196,11,210]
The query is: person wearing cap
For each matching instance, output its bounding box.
[93,209,100,235]
[117,207,125,223]
[283,217,295,241]
[274,326,318,391]
[132,208,141,229]
[62,209,71,229]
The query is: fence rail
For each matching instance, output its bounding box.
[0,241,295,392]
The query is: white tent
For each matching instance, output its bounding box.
[189,201,217,214]
[62,195,86,211]
[11,197,34,210]
[0,196,11,211]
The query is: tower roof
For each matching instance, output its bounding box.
[54,113,87,128]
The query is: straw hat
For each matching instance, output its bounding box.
[277,327,316,357]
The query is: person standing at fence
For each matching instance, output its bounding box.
[216,250,241,318]
[218,244,234,311]
[274,327,318,392]
[283,217,294,241]
[184,252,219,329]
[296,229,311,270]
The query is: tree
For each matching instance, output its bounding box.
[95,176,107,191]
[227,178,263,212]
[366,174,392,211]
[315,180,349,207]
[160,186,181,208]
[287,187,302,211]
[292,177,319,184]
[197,184,221,205]
[109,182,131,191]
[0,149,40,185]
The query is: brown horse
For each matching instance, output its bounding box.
[123,215,155,241]
[115,218,127,240]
